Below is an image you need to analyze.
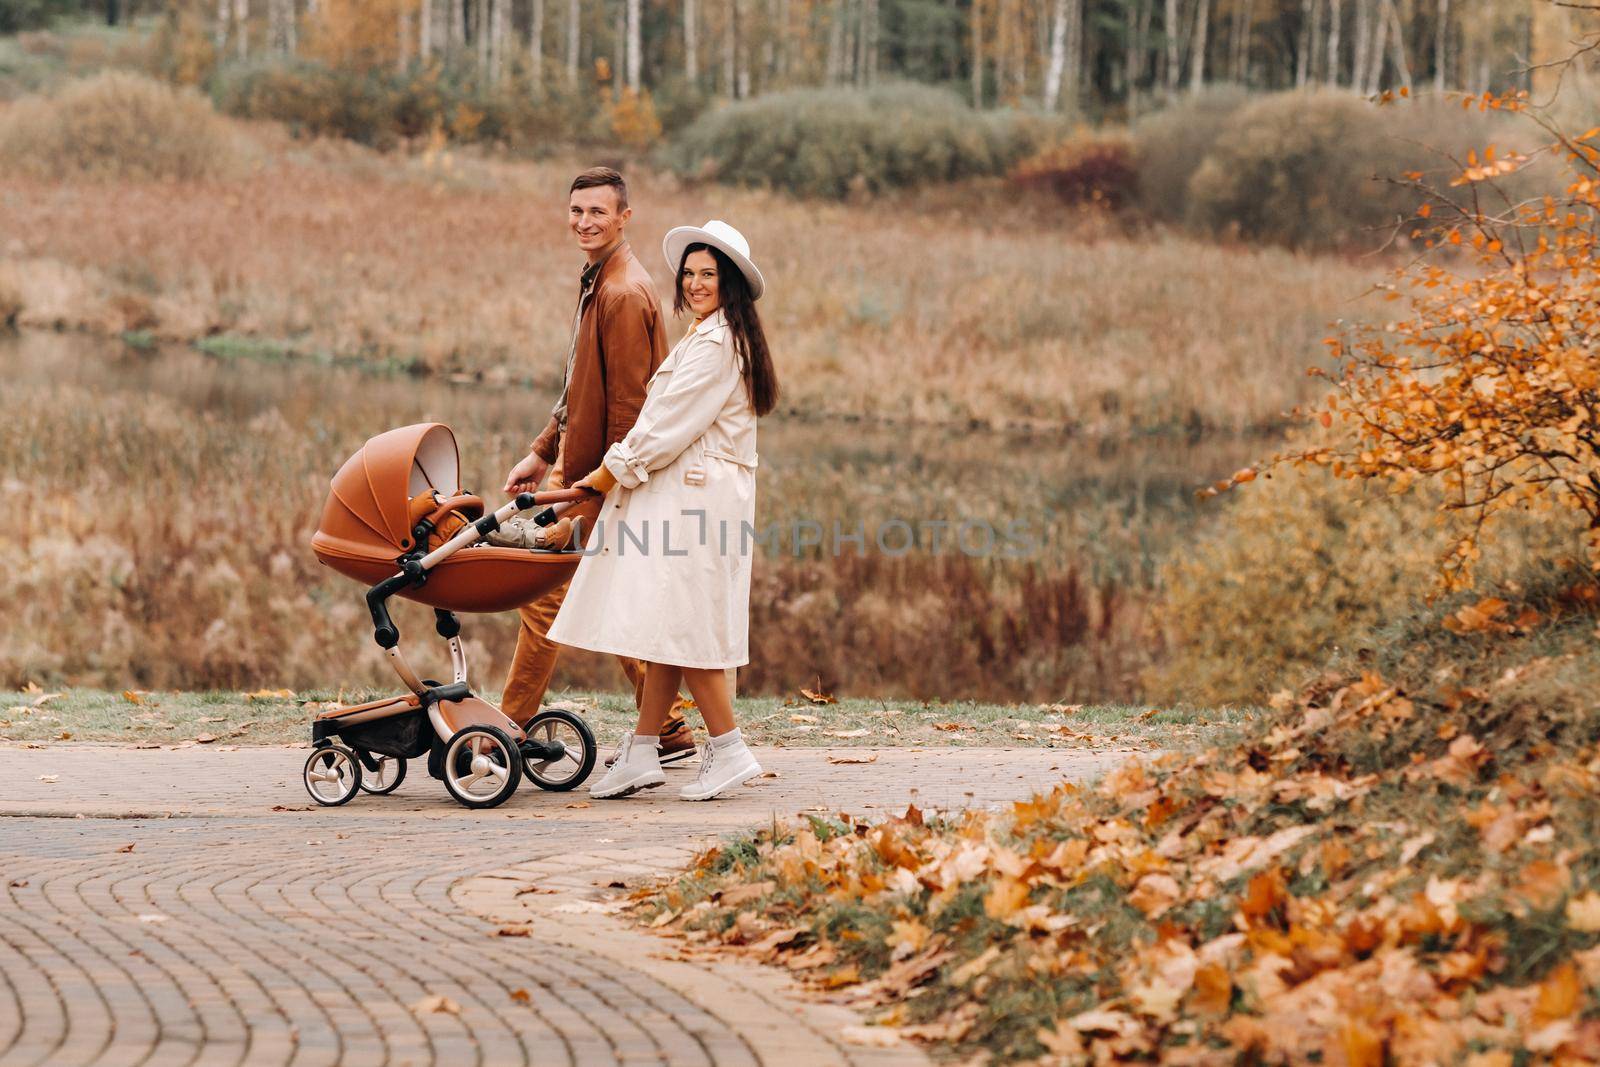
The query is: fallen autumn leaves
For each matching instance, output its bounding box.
[635,604,1600,1064]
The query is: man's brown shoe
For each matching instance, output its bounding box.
[657,715,697,765]
[605,711,697,767]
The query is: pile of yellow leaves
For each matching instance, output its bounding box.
[642,662,1600,1063]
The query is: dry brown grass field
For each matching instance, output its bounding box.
[0,123,1377,434]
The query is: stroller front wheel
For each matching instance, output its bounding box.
[304,745,362,806]
[521,709,597,792]
[442,725,522,809]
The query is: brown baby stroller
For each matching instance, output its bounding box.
[305,422,599,809]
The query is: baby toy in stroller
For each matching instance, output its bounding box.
[304,422,599,809]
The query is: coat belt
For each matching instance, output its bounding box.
[703,446,758,470]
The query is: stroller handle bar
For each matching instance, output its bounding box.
[420,487,599,570]
[366,485,602,648]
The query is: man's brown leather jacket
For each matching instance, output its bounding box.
[530,240,668,524]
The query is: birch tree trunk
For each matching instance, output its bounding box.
[498,0,511,81]
[858,0,867,84]
[1066,0,1082,104]
[685,0,697,83]
[1126,0,1139,99]
[1237,0,1255,82]
[838,0,851,85]
[566,0,579,83]
[477,0,491,77]
[530,0,543,86]
[398,4,412,69]
[613,3,625,89]
[486,0,499,81]
[1044,0,1068,109]
[1383,0,1411,89]
[626,0,641,91]
[1309,0,1323,81]
[724,0,738,96]
[1138,0,1154,101]
[776,0,790,78]
[1225,0,1241,79]
[857,0,867,85]
[449,0,464,52]
[216,0,229,51]
[969,0,983,105]
[419,0,432,57]
[233,0,248,57]
[1364,0,1387,91]
[1295,0,1312,85]
[863,0,878,86]
[1327,0,1341,83]
[1433,0,1448,89]
[994,0,1008,100]
[736,0,750,97]
[1351,0,1369,90]
[1188,0,1207,90]
[1164,0,1180,90]
[1126,0,1145,99]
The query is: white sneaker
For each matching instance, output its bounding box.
[679,740,761,801]
[589,733,666,799]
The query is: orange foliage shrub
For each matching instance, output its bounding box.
[1222,92,1600,588]
[605,88,662,152]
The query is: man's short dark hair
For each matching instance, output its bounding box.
[570,167,628,210]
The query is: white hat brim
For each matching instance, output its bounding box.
[662,226,766,301]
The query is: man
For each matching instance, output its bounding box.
[496,167,696,763]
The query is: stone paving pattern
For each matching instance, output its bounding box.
[0,744,1126,1066]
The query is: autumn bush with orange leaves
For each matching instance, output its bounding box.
[639,575,1600,1063]
[1210,90,1600,592]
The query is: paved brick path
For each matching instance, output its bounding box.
[0,743,1126,1066]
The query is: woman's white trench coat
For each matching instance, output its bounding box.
[547,308,758,669]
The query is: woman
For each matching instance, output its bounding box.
[547,220,778,801]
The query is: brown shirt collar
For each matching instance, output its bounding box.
[580,239,626,295]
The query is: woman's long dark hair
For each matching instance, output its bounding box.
[674,242,779,417]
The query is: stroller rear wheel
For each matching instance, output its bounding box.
[358,754,407,795]
[442,725,522,809]
[521,709,597,792]
[304,745,362,806]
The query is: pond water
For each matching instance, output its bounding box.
[4,331,1259,571]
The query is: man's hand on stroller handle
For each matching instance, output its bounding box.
[503,450,549,496]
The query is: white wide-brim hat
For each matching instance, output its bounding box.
[662,219,766,301]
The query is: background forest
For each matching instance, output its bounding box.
[4,0,1577,133]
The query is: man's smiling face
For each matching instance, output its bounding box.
[569,185,629,256]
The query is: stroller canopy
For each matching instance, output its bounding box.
[312,422,579,614]
[322,423,460,553]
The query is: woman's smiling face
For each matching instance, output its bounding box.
[681,249,720,318]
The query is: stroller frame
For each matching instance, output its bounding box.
[305,486,600,809]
